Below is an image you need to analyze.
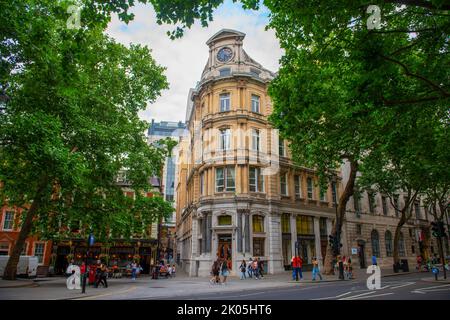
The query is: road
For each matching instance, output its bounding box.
[144,273,450,300]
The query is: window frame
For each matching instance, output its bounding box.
[307,177,314,200]
[2,210,15,231]
[280,173,288,196]
[252,237,265,257]
[33,242,46,264]
[251,128,260,152]
[385,230,393,257]
[215,167,235,192]
[218,128,231,151]
[219,93,231,112]
[249,167,264,193]
[251,94,260,113]
[0,241,10,256]
[279,138,285,157]
[294,175,301,197]
[371,230,380,258]
[252,215,265,233]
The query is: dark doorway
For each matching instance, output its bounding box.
[358,241,366,269]
[218,234,232,270]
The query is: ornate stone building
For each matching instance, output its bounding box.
[176,29,343,276]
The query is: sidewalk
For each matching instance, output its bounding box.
[0,279,37,288]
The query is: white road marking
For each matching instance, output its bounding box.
[336,291,353,298]
[345,292,394,300]
[339,291,377,300]
[391,282,415,289]
[412,290,426,294]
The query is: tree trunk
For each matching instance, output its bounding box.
[393,219,404,266]
[323,159,358,275]
[2,178,47,280]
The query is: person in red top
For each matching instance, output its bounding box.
[291,255,303,281]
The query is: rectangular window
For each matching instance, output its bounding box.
[251,129,260,151]
[253,238,265,256]
[307,177,314,199]
[215,167,235,192]
[280,173,288,196]
[252,215,265,233]
[319,188,326,201]
[34,243,45,263]
[3,211,14,230]
[219,128,231,150]
[319,217,327,236]
[249,167,264,192]
[296,215,314,235]
[0,242,9,256]
[357,224,362,235]
[415,201,421,219]
[218,215,232,225]
[219,68,231,77]
[279,138,285,156]
[251,94,260,113]
[331,182,338,204]
[382,196,388,215]
[219,93,230,112]
[294,175,301,197]
[281,214,290,233]
[368,192,375,213]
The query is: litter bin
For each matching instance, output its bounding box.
[400,259,409,272]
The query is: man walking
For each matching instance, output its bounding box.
[291,255,302,281]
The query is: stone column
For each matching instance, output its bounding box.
[244,213,251,253]
[267,213,283,274]
[313,217,323,269]
[291,214,297,257]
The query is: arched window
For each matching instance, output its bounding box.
[399,232,406,256]
[385,230,393,257]
[252,215,264,233]
[371,229,380,257]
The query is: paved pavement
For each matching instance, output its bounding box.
[0,268,448,300]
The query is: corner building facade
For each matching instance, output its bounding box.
[176,30,343,276]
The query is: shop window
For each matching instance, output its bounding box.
[253,238,265,256]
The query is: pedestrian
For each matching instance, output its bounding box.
[247,258,253,278]
[416,255,422,271]
[80,261,87,284]
[221,259,230,284]
[239,260,247,280]
[210,260,220,284]
[347,258,353,279]
[312,257,322,281]
[131,261,138,280]
[371,255,377,266]
[258,258,264,278]
[172,264,176,277]
[168,264,173,277]
[95,260,108,288]
[298,255,303,280]
[252,258,259,280]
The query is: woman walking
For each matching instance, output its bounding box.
[220,259,229,285]
[210,260,220,284]
[239,260,247,280]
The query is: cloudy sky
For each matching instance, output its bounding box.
[106,0,283,124]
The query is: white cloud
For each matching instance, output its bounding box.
[106,1,282,123]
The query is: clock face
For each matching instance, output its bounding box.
[217,47,233,63]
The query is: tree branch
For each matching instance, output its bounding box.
[380,54,450,97]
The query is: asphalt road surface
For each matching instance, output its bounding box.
[146,273,450,300]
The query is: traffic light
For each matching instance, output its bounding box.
[328,235,335,247]
[431,221,446,237]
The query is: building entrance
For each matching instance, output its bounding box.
[217,234,232,270]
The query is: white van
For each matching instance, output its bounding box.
[0,256,39,278]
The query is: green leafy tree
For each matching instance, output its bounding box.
[0,0,172,280]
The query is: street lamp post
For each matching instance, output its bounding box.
[82,233,94,294]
